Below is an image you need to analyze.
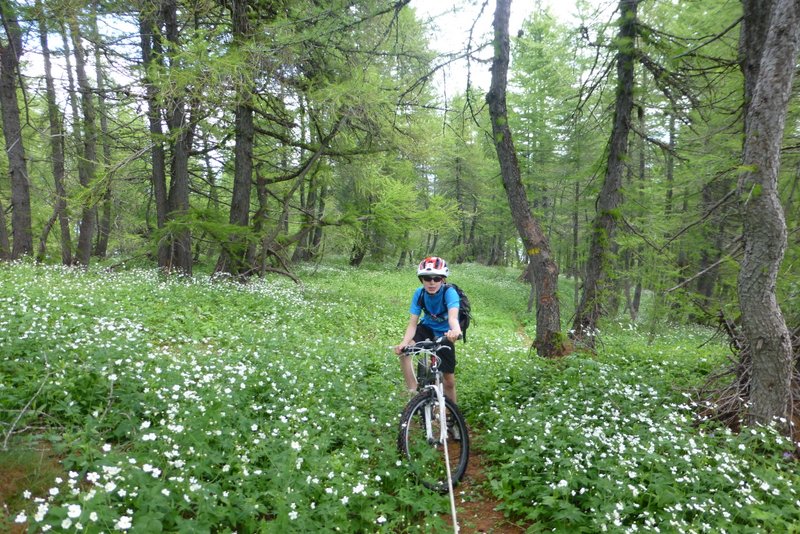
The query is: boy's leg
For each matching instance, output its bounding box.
[435,337,456,403]
[400,355,417,394]
[443,373,456,404]
[400,324,435,396]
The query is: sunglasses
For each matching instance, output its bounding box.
[421,276,443,283]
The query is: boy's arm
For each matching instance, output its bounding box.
[395,314,419,354]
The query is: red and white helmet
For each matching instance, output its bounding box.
[417,256,449,277]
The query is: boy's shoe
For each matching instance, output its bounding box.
[446,416,461,441]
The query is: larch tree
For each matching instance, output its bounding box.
[34,0,72,264]
[215,0,257,277]
[0,0,32,259]
[571,0,638,349]
[138,3,168,263]
[68,13,99,266]
[160,0,195,275]
[91,1,113,259]
[737,0,799,432]
[487,0,564,357]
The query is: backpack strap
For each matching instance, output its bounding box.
[418,284,452,319]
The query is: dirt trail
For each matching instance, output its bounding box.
[445,436,527,533]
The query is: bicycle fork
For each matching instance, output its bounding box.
[422,383,447,445]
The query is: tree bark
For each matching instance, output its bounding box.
[161,0,193,275]
[69,17,99,266]
[139,8,168,260]
[92,3,112,258]
[35,0,72,265]
[0,0,32,258]
[0,197,9,258]
[737,0,799,432]
[571,0,637,348]
[216,0,255,276]
[487,0,563,357]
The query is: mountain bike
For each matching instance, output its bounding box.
[397,338,470,493]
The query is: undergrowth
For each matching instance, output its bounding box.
[1,260,796,533]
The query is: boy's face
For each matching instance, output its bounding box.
[420,275,444,294]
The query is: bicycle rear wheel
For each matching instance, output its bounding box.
[397,390,469,492]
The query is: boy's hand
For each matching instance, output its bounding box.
[445,329,462,342]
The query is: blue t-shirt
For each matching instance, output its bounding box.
[410,285,460,336]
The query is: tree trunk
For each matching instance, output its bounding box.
[92,3,112,259]
[571,178,580,308]
[737,0,799,432]
[572,0,637,348]
[162,0,193,275]
[35,0,72,265]
[487,0,563,357]
[0,197,9,258]
[217,0,255,276]
[0,0,32,259]
[310,184,326,256]
[139,10,168,263]
[69,18,99,266]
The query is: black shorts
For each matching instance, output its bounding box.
[414,324,456,374]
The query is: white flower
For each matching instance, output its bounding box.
[67,504,82,518]
[14,511,26,523]
[341,496,349,505]
[34,503,48,522]
[289,511,298,520]
[48,487,59,496]
[89,512,98,522]
[102,443,112,452]
[161,488,170,496]
[291,441,301,451]
[377,515,387,524]
[115,515,132,530]
[61,518,72,529]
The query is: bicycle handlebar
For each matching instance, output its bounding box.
[400,336,458,355]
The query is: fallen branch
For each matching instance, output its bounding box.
[2,372,52,451]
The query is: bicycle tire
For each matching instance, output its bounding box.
[397,390,470,493]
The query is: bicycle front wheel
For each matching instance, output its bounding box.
[397,390,470,492]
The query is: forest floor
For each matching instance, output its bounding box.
[446,435,528,533]
[0,441,62,534]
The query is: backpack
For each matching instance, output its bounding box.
[417,283,473,343]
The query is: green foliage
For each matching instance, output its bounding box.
[3,262,797,532]
[470,323,800,532]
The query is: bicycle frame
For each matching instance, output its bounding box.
[398,338,465,532]
[407,343,458,509]
[420,356,447,446]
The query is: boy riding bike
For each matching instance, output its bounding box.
[394,257,461,402]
